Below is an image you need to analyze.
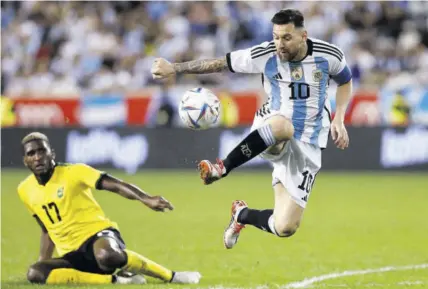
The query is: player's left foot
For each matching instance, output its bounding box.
[115,274,147,284]
[198,158,226,185]
[171,271,202,284]
[223,200,248,249]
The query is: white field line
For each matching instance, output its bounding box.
[282,263,428,289]
[193,263,428,289]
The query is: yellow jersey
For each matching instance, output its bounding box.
[17,163,118,256]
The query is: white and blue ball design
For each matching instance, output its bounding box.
[179,87,220,130]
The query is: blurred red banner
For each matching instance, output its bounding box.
[344,91,380,126]
[125,93,152,125]
[14,98,80,126]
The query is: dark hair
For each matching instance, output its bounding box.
[271,9,304,27]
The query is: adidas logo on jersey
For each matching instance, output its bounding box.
[273,73,283,80]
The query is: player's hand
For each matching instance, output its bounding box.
[331,118,349,150]
[145,196,174,212]
[151,58,176,80]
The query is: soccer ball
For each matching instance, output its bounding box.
[178,87,220,130]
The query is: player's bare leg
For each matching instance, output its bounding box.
[198,115,294,185]
[92,237,146,283]
[271,181,304,237]
[224,182,304,249]
[93,237,128,271]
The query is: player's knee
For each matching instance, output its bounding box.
[94,247,126,270]
[274,221,300,238]
[267,116,294,142]
[27,264,48,284]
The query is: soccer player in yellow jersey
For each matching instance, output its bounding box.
[18,132,202,285]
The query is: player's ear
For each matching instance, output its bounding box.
[22,156,28,168]
[301,29,307,41]
[52,149,56,160]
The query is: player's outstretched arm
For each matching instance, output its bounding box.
[34,215,55,261]
[173,57,228,74]
[98,174,174,212]
[151,57,228,79]
[331,79,353,150]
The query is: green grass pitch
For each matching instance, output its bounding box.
[2,169,428,289]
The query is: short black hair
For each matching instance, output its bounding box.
[271,9,304,27]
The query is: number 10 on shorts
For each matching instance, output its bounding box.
[298,170,315,193]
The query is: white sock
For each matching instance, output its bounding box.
[257,124,276,146]
[268,215,280,236]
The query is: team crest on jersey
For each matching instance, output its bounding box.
[291,66,303,80]
[57,187,64,198]
[313,69,323,82]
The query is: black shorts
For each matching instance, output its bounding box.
[61,227,126,275]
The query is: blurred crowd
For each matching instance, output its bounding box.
[1,1,428,98]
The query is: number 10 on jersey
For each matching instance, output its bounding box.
[289,82,310,100]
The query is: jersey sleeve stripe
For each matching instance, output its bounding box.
[312,42,343,57]
[251,44,275,54]
[313,48,342,62]
[250,42,274,54]
[252,48,276,59]
[313,43,343,56]
[226,52,235,73]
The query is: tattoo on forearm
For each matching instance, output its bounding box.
[173,58,228,74]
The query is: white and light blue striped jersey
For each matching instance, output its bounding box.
[226,38,352,148]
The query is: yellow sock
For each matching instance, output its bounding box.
[46,268,112,284]
[123,249,173,281]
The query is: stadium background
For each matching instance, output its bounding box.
[2,1,428,289]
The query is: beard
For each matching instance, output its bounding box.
[277,49,298,62]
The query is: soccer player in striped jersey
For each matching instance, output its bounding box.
[152,9,352,249]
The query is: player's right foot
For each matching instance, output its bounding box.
[198,158,226,185]
[223,200,248,249]
[171,272,202,284]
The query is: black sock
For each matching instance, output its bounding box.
[169,272,176,283]
[237,208,275,234]
[223,125,276,175]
